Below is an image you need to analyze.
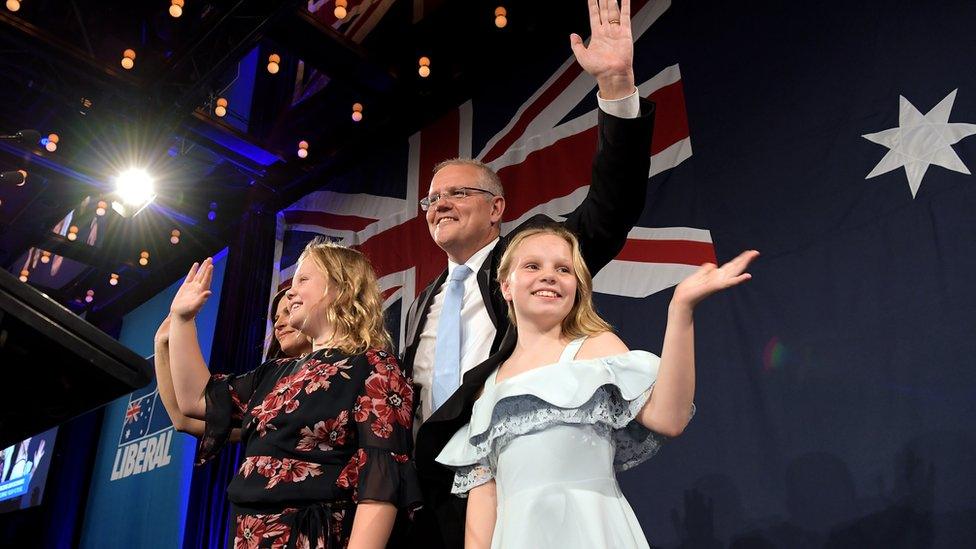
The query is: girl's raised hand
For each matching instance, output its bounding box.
[170,258,214,321]
[672,250,759,310]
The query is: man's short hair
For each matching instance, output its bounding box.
[432,158,505,197]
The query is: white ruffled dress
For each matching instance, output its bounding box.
[435,337,694,548]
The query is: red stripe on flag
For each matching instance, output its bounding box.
[382,286,402,300]
[496,77,690,220]
[417,108,461,199]
[616,239,716,266]
[497,126,598,220]
[481,64,586,164]
[355,109,461,290]
[284,210,377,232]
[648,80,689,155]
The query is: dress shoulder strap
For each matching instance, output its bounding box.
[558,336,588,363]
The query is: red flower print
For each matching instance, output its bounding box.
[255,456,279,479]
[336,449,368,494]
[367,349,399,375]
[352,395,372,423]
[266,371,304,410]
[248,370,306,436]
[235,515,266,549]
[296,411,349,452]
[391,452,409,463]
[267,458,323,489]
[250,404,281,437]
[240,456,257,478]
[284,399,301,414]
[370,419,393,439]
[364,371,413,428]
[301,357,352,394]
[235,514,289,549]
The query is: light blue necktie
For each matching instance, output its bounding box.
[432,265,473,412]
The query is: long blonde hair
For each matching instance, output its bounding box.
[297,238,392,354]
[497,225,613,338]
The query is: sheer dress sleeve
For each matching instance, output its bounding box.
[336,349,422,510]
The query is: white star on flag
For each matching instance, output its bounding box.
[863,89,976,198]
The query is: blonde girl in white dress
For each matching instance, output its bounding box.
[436,225,758,548]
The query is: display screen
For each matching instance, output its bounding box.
[0,428,58,513]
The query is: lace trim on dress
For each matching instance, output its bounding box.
[451,463,494,497]
[448,384,696,493]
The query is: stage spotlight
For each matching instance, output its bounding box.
[95,200,108,216]
[45,133,58,152]
[297,140,309,158]
[170,229,181,244]
[85,289,94,303]
[40,251,51,264]
[169,0,183,18]
[6,0,20,13]
[335,0,347,19]
[109,273,119,286]
[495,6,507,28]
[139,251,149,266]
[67,226,79,241]
[19,269,28,283]
[112,168,156,217]
[419,56,431,78]
[352,102,363,122]
[267,54,280,74]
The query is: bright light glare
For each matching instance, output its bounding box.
[115,168,156,207]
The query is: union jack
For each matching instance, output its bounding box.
[274,0,714,349]
[124,401,143,425]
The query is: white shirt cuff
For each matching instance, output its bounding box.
[597,88,640,119]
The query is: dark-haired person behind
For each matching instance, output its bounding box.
[154,287,312,438]
[168,241,421,548]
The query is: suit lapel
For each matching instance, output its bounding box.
[406,269,448,348]
[477,243,500,329]
[427,329,516,425]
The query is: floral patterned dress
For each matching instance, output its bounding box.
[199,347,422,549]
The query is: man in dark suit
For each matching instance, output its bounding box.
[403,1,655,546]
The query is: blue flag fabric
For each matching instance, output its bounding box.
[616,1,976,546]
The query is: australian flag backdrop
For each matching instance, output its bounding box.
[275,1,976,546]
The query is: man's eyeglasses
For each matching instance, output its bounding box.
[419,187,496,211]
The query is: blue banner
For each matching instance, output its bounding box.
[80,250,228,548]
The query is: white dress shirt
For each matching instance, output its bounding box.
[414,238,499,423]
[413,90,641,424]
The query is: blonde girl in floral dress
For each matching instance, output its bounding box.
[169,239,421,548]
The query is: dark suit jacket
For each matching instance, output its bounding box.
[401,99,656,548]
